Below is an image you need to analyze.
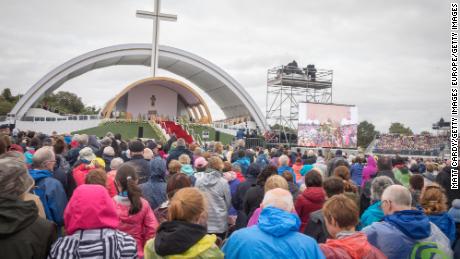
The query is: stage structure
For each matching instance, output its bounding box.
[6,0,269,133]
[266,62,333,142]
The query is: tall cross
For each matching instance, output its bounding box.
[137,0,177,76]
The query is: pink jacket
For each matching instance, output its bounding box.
[362,156,377,188]
[114,196,159,257]
[64,184,119,235]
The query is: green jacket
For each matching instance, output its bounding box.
[144,234,224,259]
[393,167,410,188]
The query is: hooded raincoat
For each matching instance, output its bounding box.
[362,156,377,188]
[359,201,384,230]
[320,232,386,259]
[222,207,325,259]
[140,157,168,210]
[49,185,137,258]
[362,210,453,259]
[0,197,56,259]
[427,212,456,245]
[195,169,231,234]
[144,221,223,259]
[295,187,326,232]
[29,169,68,227]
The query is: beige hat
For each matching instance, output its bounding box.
[0,157,34,198]
[79,147,96,162]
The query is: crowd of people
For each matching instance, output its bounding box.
[0,130,458,258]
[374,133,449,155]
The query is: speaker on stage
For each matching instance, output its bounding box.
[215,130,220,141]
[138,126,144,138]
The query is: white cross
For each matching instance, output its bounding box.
[136,0,177,77]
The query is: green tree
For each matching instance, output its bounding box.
[389,122,413,135]
[39,91,86,114]
[357,121,379,148]
[0,88,20,115]
[1,88,13,102]
[0,98,15,115]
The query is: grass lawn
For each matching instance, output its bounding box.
[72,121,163,140]
[187,124,235,145]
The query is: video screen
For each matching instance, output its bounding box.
[297,103,358,148]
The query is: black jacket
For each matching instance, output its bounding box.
[233,176,257,230]
[126,155,152,184]
[0,197,56,259]
[303,209,329,244]
[436,166,459,207]
[326,156,350,177]
[242,185,264,221]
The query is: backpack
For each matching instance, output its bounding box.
[33,178,54,223]
[410,241,450,259]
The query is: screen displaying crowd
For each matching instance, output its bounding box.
[0,129,458,259]
[297,103,358,148]
[374,133,449,156]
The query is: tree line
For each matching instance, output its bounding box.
[0,88,99,116]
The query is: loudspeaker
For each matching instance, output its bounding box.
[138,126,144,138]
[215,130,220,141]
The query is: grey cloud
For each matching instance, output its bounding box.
[0,0,452,133]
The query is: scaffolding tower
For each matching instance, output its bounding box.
[266,64,333,137]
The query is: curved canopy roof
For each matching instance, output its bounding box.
[101,76,212,121]
[10,44,268,130]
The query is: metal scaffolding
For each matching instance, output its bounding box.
[266,65,333,132]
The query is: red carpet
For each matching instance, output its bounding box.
[161,121,194,144]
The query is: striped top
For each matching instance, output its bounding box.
[48,228,137,259]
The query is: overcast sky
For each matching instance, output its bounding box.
[0,0,453,133]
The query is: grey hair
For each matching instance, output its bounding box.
[176,138,186,147]
[77,134,89,145]
[279,155,289,166]
[237,139,245,147]
[371,176,394,201]
[31,147,55,169]
[381,185,412,207]
[110,157,124,170]
[100,136,112,146]
[262,188,294,212]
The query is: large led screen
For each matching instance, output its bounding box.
[297,103,358,148]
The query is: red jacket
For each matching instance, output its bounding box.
[235,171,246,182]
[72,163,95,186]
[295,187,325,232]
[320,232,387,259]
[292,163,303,181]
